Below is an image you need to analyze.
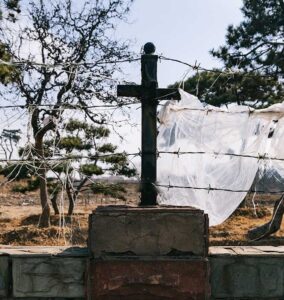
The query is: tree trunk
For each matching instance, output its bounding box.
[66,182,76,216]
[67,198,75,216]
[248,195,284,240]
[35,136,51,227]
[66,177,88,215]
[51,190,60,215]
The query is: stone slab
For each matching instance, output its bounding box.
[87,258,210,300]
[89,206,208,257]
[210,246,284,299]
[0,255,9,297]
[10,247,88,298]
[0,246,89,257]
[210,245,284,257]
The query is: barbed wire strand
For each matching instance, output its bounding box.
[155,183,284,195]
[0,57,141,68]
[1,149,284,163]
[159,56,276,78]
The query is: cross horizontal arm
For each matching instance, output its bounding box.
[117,85,180,101]
[117,85,142,98]
[155,88,180,100]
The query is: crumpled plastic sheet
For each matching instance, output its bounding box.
[157,89,284,226]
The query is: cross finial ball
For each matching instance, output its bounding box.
[143,42,156,55]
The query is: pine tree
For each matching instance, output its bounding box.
[170,70,284,107]
[49,119,136,215]
[4,119,136,216]
[0,0,21,83]
[212,0,284,77]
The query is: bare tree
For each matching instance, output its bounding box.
[0,0,134,227]
[0,129,21,160]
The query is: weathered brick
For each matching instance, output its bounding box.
[87,258,210,300]
[89,206,208,257]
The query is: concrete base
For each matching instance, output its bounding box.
[89,206,208,257]
[88,205,210,299]
[3,244,284,299]
[87,257,210,300]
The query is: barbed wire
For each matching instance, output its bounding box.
[0,57,140,68]
[155,183,284,195]
[158,151,284,162]
[1,102,284,117]
[1,150,284,163]
[0,152,140,163]
[0,54,277,79]
[159,55,277,78]
[0,101,140,110]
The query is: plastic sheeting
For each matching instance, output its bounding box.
[157,89,284,226]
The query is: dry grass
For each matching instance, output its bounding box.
[210,206,284,246]
[0,207,89,246]
[1,178,284,247]
[0,179,139,246]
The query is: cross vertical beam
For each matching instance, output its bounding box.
[141,46,158,205]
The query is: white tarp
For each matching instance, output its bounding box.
[157,89,284,226]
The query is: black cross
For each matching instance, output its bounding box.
[117,42,180,206]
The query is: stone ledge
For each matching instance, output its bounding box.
[210,245,284,257]
[0,246,89,257]
[93,205,204,213]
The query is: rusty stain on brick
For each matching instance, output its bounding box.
[87,258,210,300]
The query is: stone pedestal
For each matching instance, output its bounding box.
[87,206,210,300]
[89,206,208,257]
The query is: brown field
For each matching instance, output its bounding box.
[1,178,284,247]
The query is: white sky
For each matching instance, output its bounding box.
[116,0,243,87]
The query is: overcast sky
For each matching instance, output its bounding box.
[116,0,243,87]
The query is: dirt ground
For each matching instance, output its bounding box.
[0,180,140,246]
[1,180,284,247]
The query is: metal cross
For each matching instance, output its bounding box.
[117,42,180,206]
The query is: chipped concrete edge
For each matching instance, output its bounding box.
[0,246,88,299]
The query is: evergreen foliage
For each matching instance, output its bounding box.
[170,70,284,107]
[51,119,136,215]
[7,118,136,215]
[0,0,21,83]
[212,0,284,77]
[173,1,284,107]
